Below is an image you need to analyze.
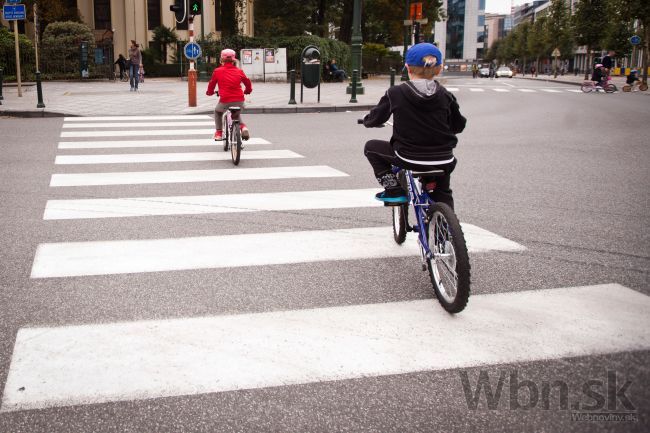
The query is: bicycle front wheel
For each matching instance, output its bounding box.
[604,83,616,93]
[230,124,242,165]
[426,203,471,313]
[640,83,648,91]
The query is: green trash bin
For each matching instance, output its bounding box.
[300,45,321,102]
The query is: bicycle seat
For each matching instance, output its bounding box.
[228,106,242,112]
[411,169,445,177]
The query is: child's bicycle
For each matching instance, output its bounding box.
[581,79,616,93]
[221,106,243,165]
[359,120,471,314]
[622,80,648,92]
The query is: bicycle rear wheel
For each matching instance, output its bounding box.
[392,171,408,244]
[580,83,593,93]
[230,124,242,165]
[622,85,632,92]
[640,83,648,91]
[426,203,471,313]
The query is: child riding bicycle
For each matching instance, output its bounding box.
[361,43,467,209]
[206,48,253,141]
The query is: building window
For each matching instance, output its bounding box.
[94,0,112,30]
[148,0,161,30]
[478,15,485,27]
[446,0,465,59]
[479,0,486,10]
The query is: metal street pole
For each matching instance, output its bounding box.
[346,0,364,95]
[13,20,22,97]
[34,2,45,108]
[401,0,410,81]
[188,16,197,107]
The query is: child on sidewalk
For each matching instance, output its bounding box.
[361,43,467,209]
[206,49,253,141]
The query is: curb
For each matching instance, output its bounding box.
[514,76,582,86]
[1,104,375,118]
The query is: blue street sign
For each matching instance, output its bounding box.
[5,0,23,4]
[184,42,202,60]
[630,35,641,46]
[3,4,26,20]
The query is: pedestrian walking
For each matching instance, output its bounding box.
[114,54,127,81]
[128,40,143,91]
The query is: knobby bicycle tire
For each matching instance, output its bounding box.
[426,202,471,314]
[230,124,242,165]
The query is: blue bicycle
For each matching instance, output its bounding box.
[360,121,471,313]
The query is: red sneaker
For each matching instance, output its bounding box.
[213,130,223,141]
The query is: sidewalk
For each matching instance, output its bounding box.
[0,76,394,117]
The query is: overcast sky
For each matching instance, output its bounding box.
[485,0,530,14]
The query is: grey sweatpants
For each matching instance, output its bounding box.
[214,101,246,130]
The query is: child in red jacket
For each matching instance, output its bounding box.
[206,49,253,141]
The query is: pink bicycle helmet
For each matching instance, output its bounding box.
[595,63,603,68]
[220,49,236,61]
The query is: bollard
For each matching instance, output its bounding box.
[349,69,358,103]
[390,68,395,87]
[0,67,3,104]
[36,71,45,108]
[288,69,296,105]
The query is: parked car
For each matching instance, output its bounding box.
[479,67,490,77]
[496,66,513,78]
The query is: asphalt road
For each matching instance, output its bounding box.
[0,77,648,432]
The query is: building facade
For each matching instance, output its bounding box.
[434,0,486,60]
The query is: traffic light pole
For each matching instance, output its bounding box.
[188,16,197,107]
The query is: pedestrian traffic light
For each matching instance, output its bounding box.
[169,0,185,23]
[189,0,202,15]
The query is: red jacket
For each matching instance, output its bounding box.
[206,63,252,103]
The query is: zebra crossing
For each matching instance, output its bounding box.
[2,115,649,414]
[445,86,581,94]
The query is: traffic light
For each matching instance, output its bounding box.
[169,0,185,23]
[189,0,202,15]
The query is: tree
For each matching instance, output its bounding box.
[513,22,532,74]
[528,16,549,75]
[23,0,81,40]
[41,21,95,76]
[152,26,178,64]
[573,0,608,79]
[615,0,650,83]
[546,0,574,76]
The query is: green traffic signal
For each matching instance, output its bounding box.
[190,0,202,15]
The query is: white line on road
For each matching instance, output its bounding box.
[58,138,271,149]
[540,89,562,93]
[469,88,485,92]
[2,284,647,412]
[63,115,213,122]
[492,88,509,92]
[446,88,459,92]
[30,224,524,278]
[49,165,347,187]
[566,89,582,93]
[54,150,302,165]
[62,129,218,138]
[62,121,216,129]
[498,81,516,88]
[43,188,381,220]
[517,89,537,93]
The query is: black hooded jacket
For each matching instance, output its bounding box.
[363,80,466,163]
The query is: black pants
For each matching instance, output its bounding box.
[364,139,456,209]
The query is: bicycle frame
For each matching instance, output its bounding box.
[394,166,434,266]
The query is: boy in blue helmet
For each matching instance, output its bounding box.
[361,43,466,209]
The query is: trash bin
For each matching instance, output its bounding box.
[301,46,321,88]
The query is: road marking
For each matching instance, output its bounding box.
[447,87,459,92]
[49,165,347,187]
[493,88,509,92]
[43,188,382,220]
[62,121,216,129]
[58,138,271,149]
[540,89,562,93]
[498,81,516,88]
[2,284,647,412]
[54,150,302,165]
[469,88,485,92]
[63,115,213,122]
[566,89,582,93]
[517,89,536,93]
[30,224,524,278]
[62,129,219,138]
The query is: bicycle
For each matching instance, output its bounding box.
[622,80,648,92]
[581,79,616,93]
[358,119,471,314]
[221,106,243,165]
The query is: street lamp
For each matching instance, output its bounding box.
[401,0,410,81]
[346,0,364,94]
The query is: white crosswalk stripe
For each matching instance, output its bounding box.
[540,89,562,93]
[54,150,303,165]
[469,88,485,92]
[493,88,509,92]
[9,114,636,416]
[517,88,537,92]
[2,283,648,412]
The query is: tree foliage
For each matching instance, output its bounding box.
[152,26,178,64]
[41,21,95,75]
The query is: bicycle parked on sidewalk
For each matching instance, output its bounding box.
[358,120,471,314]
[221,106,243,165]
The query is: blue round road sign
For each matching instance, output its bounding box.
[184,42,202,60]
[630,35,641,46]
